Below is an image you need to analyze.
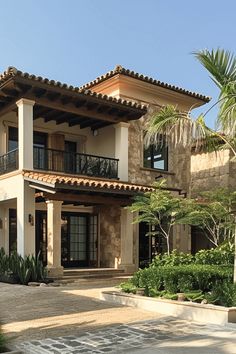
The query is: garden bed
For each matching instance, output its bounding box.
[101,290,236,325]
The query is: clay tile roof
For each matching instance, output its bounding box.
[80,64,211,103]
[23,171,153,193]
[0,66,147,112]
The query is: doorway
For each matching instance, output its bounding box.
[139,222,167,268]
[61,212,98,267]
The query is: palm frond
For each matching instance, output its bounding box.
[144,105,222,153]
[194,49,236,88]
[194,49,236,138]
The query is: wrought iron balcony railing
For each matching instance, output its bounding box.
[33,146,119,179]
[0,149,18,175]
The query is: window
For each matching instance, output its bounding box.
[8,127,18,152]
[8,127,47,151]
[143,144,168,171]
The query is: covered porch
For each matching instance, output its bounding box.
[0,171,150,278]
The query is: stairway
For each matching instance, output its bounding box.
[61,268,132,283]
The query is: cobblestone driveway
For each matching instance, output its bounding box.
[1,281,236,354]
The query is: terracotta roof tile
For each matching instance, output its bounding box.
[23,171,153,193]
[81,64,211,103]
[0,66,147,112]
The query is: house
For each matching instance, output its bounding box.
[0,65,209,277]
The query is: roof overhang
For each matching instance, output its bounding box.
[81,65,211,105]
[23,170,153,207]
[23,170,184,206]
[0,67,147,129]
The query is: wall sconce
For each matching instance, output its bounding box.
[28,214,34,226]
[92,129,98,136]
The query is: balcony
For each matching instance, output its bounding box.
[0,149,18,175]
[0,147,119,179]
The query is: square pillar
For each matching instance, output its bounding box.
[16,98,35,170]
[46,200,63,278]
[17,180,35,257]
[118,208,136,273]
[114,122,129,181]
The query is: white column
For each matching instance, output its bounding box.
[17,180,35,256]
[16,98,35,170]
[46,200,64,278]
[114,122,130,181]
[118,208,136,273]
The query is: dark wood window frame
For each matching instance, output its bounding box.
[143,143,168,171]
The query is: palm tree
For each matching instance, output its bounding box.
[145,49,236,157]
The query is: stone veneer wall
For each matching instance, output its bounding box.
[98,205,121,268]
[190,149,233,194]
[128,119,191,194]
[128,118,192,255]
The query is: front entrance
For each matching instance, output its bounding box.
[36,211,98,268]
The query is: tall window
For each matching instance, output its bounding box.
[143,143,168,171]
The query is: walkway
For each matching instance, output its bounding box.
[1,280,236,353]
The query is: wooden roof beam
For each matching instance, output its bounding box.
[39,191,131,206]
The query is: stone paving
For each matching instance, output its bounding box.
[1,280,236,354]
[16,317,236,354]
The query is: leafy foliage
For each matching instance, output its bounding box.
[205,281,236,307]
[178,189,236,246]
[120,246,235,307]
[129,179,184,254]
[0,248,46,285]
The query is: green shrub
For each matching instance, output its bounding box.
[151,245,234,268]
[206,282,236,307]
[195,243,234,266]
[120,281,137,294]
[126,264,233,297]
[152,250,194,267]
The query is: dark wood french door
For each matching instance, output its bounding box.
[61,212,98,267]
[36,211,98,268]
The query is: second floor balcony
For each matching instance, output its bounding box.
[0,147,119,179]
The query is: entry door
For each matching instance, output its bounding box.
[61,213,98,267]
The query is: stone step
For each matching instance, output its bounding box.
[63,268,125,279]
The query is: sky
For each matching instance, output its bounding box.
[0,0,235,128]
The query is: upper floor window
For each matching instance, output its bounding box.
[143,144,168,171]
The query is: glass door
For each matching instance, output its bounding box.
[61,213,98,267]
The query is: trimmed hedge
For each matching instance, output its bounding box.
[130,265,233,294]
